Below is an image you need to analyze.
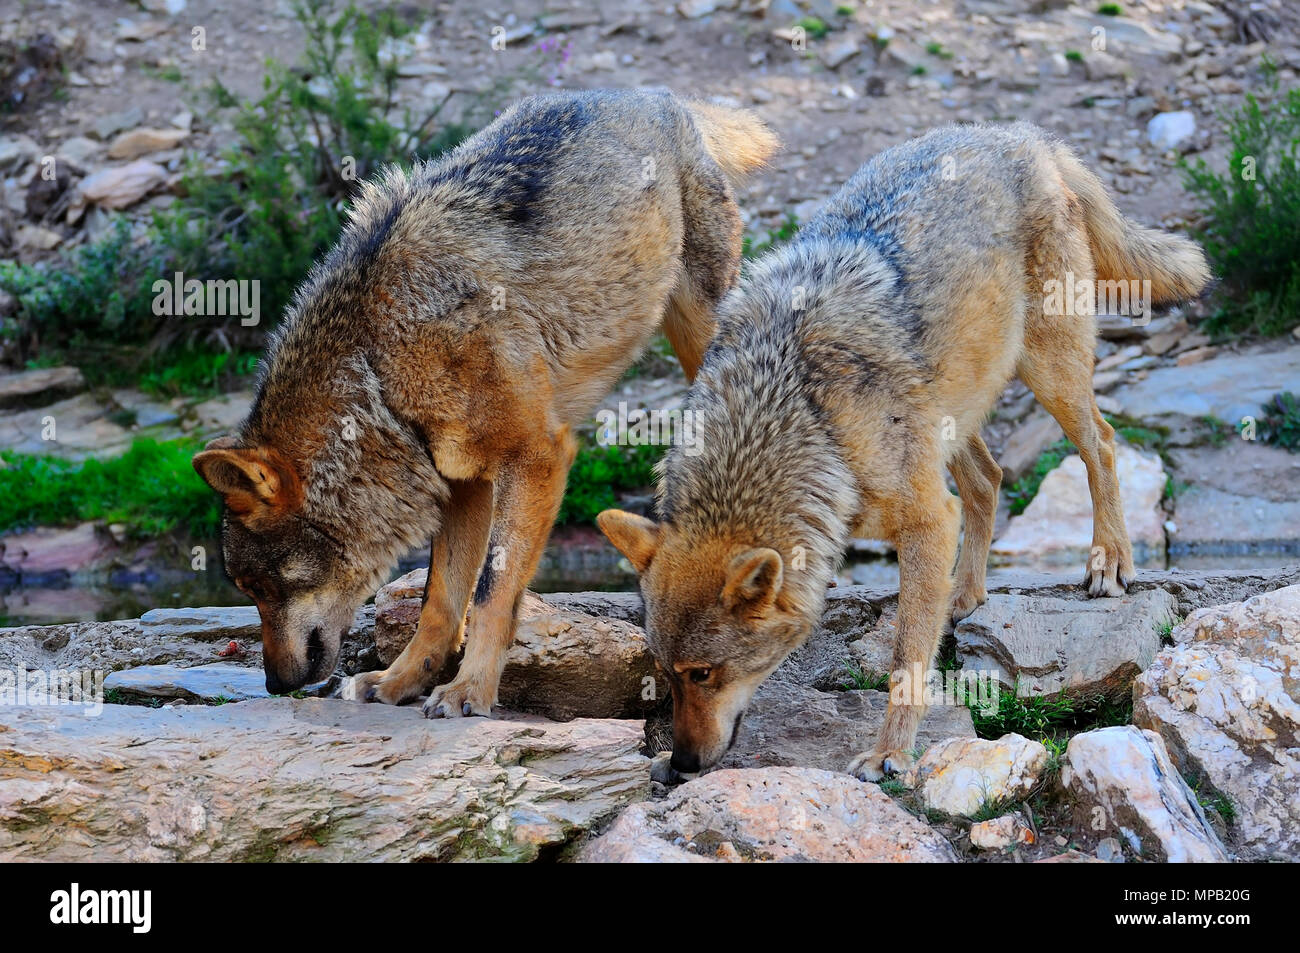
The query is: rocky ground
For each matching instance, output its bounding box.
[2,564,1296,861]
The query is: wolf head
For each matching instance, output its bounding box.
[192,439,387,692]
[597,510,819,773]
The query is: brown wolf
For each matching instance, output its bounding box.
[192,88,776,709]
[598,122,1209,781]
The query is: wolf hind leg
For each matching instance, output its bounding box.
[661,163,743,381]
[1019,225,1134,597]
[947,433,1001,624]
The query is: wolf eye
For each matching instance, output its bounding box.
[689,668,712,684]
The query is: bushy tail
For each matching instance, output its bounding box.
[683,100,779,182]
[1055,147,1211,306]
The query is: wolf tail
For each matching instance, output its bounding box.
[683,100,779,181]
[1055,147,1211,306]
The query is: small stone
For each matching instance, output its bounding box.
[1147,111,1197,152]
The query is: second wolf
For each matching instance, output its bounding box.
[599,122,1209,781]
[192,88,776,709]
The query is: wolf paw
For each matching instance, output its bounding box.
[949,587,986,625]
[1082,543,1134,598]
[848,748,914,783]
[423,678,493,719]
[341,669,424,706]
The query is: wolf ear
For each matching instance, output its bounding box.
[596,509,660,574]
[723,548,784,614]
[192,444,302,518]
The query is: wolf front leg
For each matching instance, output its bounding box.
[345,477,493,705]
[849,481,959,782]
[423,426,577,718]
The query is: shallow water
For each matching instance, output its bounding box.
[3,539,1297,628]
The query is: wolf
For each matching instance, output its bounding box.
[598,121,1210,781]
[192,88,777,709]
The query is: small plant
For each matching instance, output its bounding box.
[1256,391,1300,451]
[1098,3,1122,15]
[1156,615,1182,646]
[1065,49,1084,62]
[840,661,891,692]
[1183,67,1300,337]
[743,214,800,261]
[911,64,928,76]
[798,17,831,40]
[925,41,954,60]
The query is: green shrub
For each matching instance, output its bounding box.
[0,438,220,539]
[558,439,665,526]
[1183,70,1300,337]
[1,0,478,388]
[1256,391,1300,450]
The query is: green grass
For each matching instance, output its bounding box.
[743,214,799,261]
[1065,49,1084,62]
[840,660,891,692]
[0,438,221,539]
[1003,438,1074,515]
[963,680,1132,743]
[1183,67,1300,338]
[925,41,954,60]
[1098,3,1122,15]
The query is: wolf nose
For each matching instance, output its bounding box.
[670,750,701,774]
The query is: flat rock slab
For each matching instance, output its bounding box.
[1166,445,1300,557]
[1061,726,1228,862]
[103,663,270,703]
[0,699,648,861]
[992,444,1167,566]
[0,366,85,410]
[956,588,1178,699]
[1108,346,1300,425]
[719,681,975,774]
[579,767,957,862]
[1133,585,1300,861]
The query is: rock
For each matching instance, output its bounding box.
[719,680,976,773]
[1166,444,1300,557]
[103,663,270,703]
[0,523,111,577]
[1084,51,1127,81]
[678,0,734,18]
[956,588,1178,699]
[1146,110,1197,151]
[1060,726,1228,862]
[106,127,189,160]
[903,734,1048,817]
[970,813,1034,850]
[371,569,663,719]
[589,50,618,71]
[0,366,84,409]
[76,159,167,210]
[998,408,1064,482]
[91,107,144,141]
[0,699,646,861]
[579,767,958,862]
[1035,848,1106,863]
[0,133,40,172]
[136,605,262,642]
[992,444,1167,566]
[1133,585,1300,861]
[15,224,62,250]
[820,35,862,70]
[1109,347,1300,426]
